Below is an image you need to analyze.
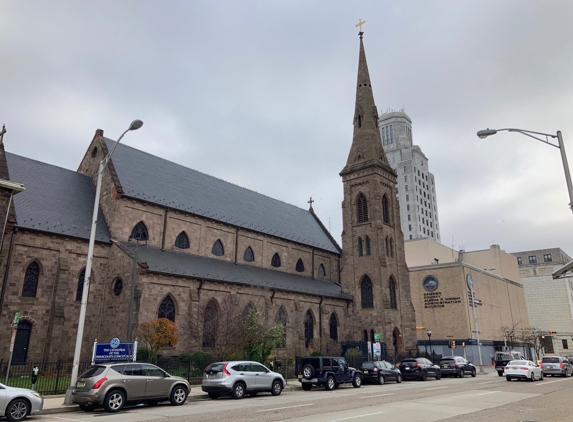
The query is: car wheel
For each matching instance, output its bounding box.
[271,380,283,396]
[232,382,246,399]
[208,392,221,399]
[5,398,30,421]
[325,376,336,391]
[539,372,544,380]
[396,374,402,383]
[506,376,511,381]
[458,369,464,378]
[530,372,535,382]
[170,385,188,405]
[497,371,503,377]
[301,383,312,391]
[436,371,441,380]
[352,374,362,388]
[419,371,427,381]
[104,390,125,413]
[302,364,315,380]
[79,403,96,412]
[471,369,476,378]
[378,375,385,385]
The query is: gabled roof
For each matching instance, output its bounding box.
[119,242,352,300]
[106,138,341,254]
[6,153,111,242]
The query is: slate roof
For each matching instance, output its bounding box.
[106,138,341,254]
[119,242,352,300]
[6,153,111,242]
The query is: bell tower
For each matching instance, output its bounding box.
[340,26,416,354]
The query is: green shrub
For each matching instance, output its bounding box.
[137,347,151,362]
[310,351,324,356]
[178,352,192,362]
[158,355,173,363]
[190,352,214,372]
[344,348,362,357]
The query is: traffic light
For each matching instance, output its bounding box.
[452,340,456,348]
[448,341,452,348]
[548,330,558,334]
[462,341,466,348]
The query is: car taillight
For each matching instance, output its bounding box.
[373,368,378,372]
[92,377,108,389]
[560,363,564,368]
[223,363,231,376]
[539,363,543,367]
[413,364,419,368]
[504,366,509,370]
[453,364,458,367]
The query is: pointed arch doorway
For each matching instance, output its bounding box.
[392,327,403,354]
[13,321,32,364]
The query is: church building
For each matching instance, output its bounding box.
[0,31,416,363]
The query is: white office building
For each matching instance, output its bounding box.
[379,110,441,243]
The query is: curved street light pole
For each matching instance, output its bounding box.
[64,120,143,405]
[477,128,573,213]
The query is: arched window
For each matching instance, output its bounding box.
[271,253,281,268]
[363,330,368,342]
[382,194,390,224]
[243,246,255,262]
[329,313,338,341]
[361,276,373,308]
[276,306,287,347]
[304,310,314,348]
[113,278,123,296]
[130,221,148,241]
[357,193,369,223]
[158,295,176,322]
[365,237,371,255]
[294,258,304,272]
[370,329,375,343]
[76,269,86,302]
[212,239,224,256]
[203,299,219,347]
[389,277,397,309]
[175,231,189,249]
[318,264,326,277]
[358,237,363,256]
[390,238,394,258]
[385,236,389,257]
[22,262,39,297]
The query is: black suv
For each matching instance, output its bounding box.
[297,356,363,390]
[438,357,476,378]
[360,361,402,384]
[399,357,441,381]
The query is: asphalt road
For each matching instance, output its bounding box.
[34,373,573,422]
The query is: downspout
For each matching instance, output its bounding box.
[234,228,239,264]
[0,225,17,315]
[161,208,169,251]
[312,249,315,279]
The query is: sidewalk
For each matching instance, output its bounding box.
[41,380,303,415]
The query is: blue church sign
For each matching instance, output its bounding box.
[92,338,137,363]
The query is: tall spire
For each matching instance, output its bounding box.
[341,26,390,175]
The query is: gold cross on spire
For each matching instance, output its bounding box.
[355,19,366,32]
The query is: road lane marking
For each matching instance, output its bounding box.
[424,386,449,390]
[477,391,499,396]
[328,411,385,421]
[359,393,395,398]
[479,380,505,384]
[257,403,313,412]
[535,378,572,386]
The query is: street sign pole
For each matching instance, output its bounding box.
[5,312,20,384]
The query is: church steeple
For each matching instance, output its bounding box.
[341,29,390,176]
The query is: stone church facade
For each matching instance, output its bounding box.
[0,33,416,363]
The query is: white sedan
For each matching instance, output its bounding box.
[504,360,543,382]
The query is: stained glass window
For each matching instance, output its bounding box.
[175,232,189,249]
[271,253,281,268]
[243,246,254,262]
[296,258,304,272]
[361,276,373,308]
[22,262,39,297]
[212,239,224,256]
[158,295,175,322]
[130,222,148,241]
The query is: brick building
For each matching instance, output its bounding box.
[0,32,417,363]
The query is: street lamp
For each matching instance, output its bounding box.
[467,267,495,374]
[426,330,432,361]
[64,120,143,404]
[477,128,573,213]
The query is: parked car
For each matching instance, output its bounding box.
[202,361,284,399]
[504,360,543,381]
[71,362,190,412]
[297,356,362,390]
[438,356,476,378]
[540,356,573,377]
[359,361,402,384]
[398,357,441,381]
[0,383,43,421]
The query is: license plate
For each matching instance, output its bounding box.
[443,365,449,368]
[364,370,368,373]
[405,366,410,370]
[77,382,85,387]
[549,365,554,369]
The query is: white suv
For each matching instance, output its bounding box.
[201,361,284,399]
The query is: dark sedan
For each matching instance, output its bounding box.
[439,357,476,378]
[359,361,403,385]
[399,357,441,381]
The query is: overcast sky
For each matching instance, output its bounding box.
[2,0,573,258]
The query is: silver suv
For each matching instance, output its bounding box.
[201,361,284,399]
[541,356,573,377]
[71,363,190,412]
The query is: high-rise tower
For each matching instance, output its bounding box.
[379,110,441,243]
[340,29,416,354]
